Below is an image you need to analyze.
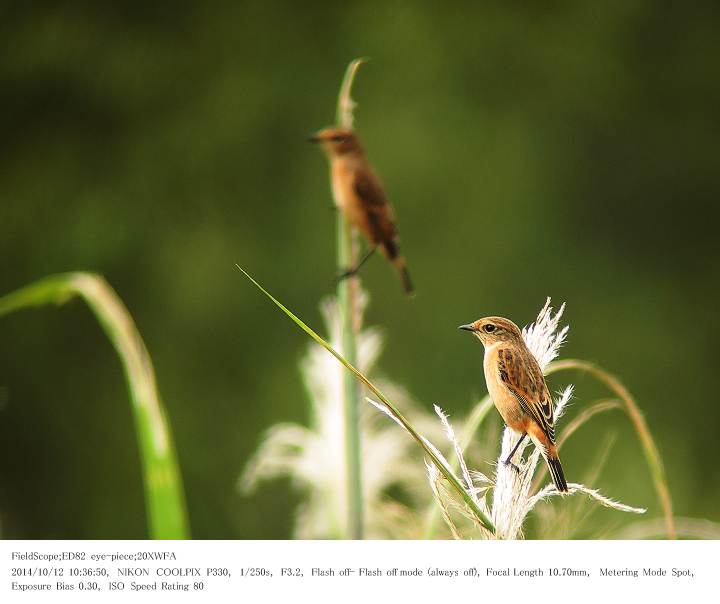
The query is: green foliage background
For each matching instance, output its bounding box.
[1,1,718,538]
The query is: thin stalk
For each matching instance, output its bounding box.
[237,266,496,535]
[0,273,189,539]
[334,57,368,539]
[546,358,676,539]
[337,213,363,539]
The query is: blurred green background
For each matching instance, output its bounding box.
[1,1,719,539]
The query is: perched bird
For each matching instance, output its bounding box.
[459,316,568,492]
[308,127,414,294]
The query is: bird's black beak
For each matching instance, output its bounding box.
[306,133,321,143]
[458,323,478,332]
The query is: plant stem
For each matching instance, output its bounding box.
[337,210,363,539]
[547,358,676,539]
[334,58,368,539]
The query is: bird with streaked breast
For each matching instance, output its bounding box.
[308,127,414,295]
[459,316,569,492]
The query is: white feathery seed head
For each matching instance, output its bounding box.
[522,297,569,370]
[415,299,645,539]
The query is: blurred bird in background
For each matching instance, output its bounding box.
[309,127,414,295]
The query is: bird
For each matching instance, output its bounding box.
[458,316,568,492]
[308,127,414,295]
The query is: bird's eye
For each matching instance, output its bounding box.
[483,324,496,333]
[331,135,345,143]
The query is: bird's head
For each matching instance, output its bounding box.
[458,316,523,347]
[307,127,362,157]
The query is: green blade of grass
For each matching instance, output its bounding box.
[0,272,189,539]
[237,265,496,535]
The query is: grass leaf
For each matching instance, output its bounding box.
[0,272,189,539]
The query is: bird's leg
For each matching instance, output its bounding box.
[503,433,527,473]
[337,246,377,281]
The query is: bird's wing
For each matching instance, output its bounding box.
[353,166,388,207]
[352,168,397,243]
[498,347,556,443]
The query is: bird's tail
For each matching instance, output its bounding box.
[383,240,414,295]
[545,453,568,493]
[395,260,414,295]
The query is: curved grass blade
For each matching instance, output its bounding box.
[0,272,189,539]
[237,265,496,535]
[547,358,675,539]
